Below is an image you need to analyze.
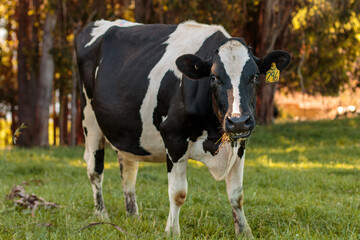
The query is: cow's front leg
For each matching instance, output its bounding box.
[226,151,253,239]
[117,153,139,215]
[165,155,188,236]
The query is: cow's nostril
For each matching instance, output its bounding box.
[245,117,252,126]
[227,116,235,125]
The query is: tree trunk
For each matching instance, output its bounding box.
[35,11,57,147]
[254,0,295,124]
[10,103,18,137]
[135,0,145,22]
[256,79,278,124]
[52,90,58,146]
[70,50,78,146]
[59,89,68,145]
[17,0,38,147]
[135,0,152,23]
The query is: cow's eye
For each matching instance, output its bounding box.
[250,74,260,84]
[210,74,223,86]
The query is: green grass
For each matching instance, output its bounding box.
[0,118,359,239]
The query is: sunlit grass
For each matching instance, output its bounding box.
[0,117,359,239]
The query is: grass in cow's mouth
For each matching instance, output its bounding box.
[215,133,237,154]
[216,132,234,144]
[0,117,359,239]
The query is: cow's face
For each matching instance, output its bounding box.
[176,39,291,139]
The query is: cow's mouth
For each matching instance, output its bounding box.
[230,131,251,140]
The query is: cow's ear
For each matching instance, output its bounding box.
[255,50,291,74]
[176,54,211,80]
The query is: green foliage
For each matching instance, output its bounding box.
[0,117,359,239]
[289,0,360,94]
[0,0,16,108]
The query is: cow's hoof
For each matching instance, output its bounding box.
[239,229,254,239]
[245,231,254,239]
[165,225,180,238]
[125,204,138,216]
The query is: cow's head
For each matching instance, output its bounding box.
[176,38,291,139]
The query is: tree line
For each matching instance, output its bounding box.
[0,0,359,147]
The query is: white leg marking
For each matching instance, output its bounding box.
[82,85,107,217]
[225,151,253,238]
[118,153,139,215]
[165,159,188,236]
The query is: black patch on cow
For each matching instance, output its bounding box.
[166,154,174,173]
[119,162,123,180]
[76,21,102,100]
[237,141,246,158]
[154,70,179,130]
[84,127,88,136]
[203,139,220,156]
[182,31,227,117]
[95,191,104,212]
[124,192,137,214]
[80,91,86,121]
[239,60,259,115]
[94,149,105,174]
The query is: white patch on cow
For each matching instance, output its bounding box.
[95,66,99,79]
[218,41,250,114]
[139,21,230,155]
[189,131,240,181]
[85,19,141,47]
[82,85,103,150]
[165,149,172,162]
[224,147,253,237]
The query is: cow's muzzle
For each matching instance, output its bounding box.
[225,114,255,139]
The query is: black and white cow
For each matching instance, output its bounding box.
[76,19,291,238]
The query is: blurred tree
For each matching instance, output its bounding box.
[35,5,57,147]
[0,0,17,134]
[16,0,38,147]
[289,0,360,95]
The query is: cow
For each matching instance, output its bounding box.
[76,19,291,238]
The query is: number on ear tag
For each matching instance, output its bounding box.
[265,62,280,83]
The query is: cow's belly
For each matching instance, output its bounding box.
[121,149,166,163]
[108,131,167,163]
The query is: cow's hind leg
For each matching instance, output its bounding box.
[226,152,253,238]
[117,153,139,215]
[83,126,107,217]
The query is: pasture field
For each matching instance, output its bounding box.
[0,118,359,239]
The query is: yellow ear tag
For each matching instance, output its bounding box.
[265,62,280,83]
